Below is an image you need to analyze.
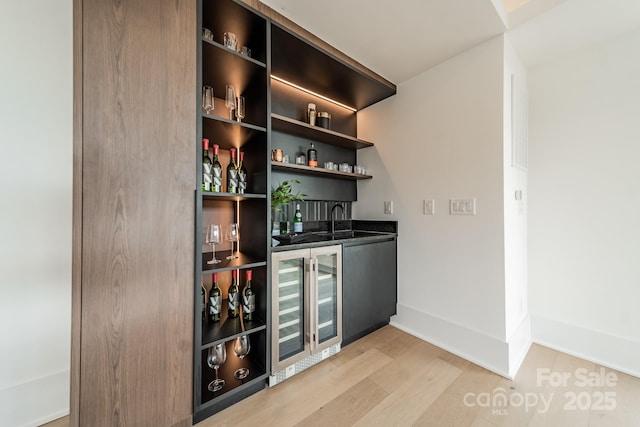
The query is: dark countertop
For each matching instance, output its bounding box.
[271,220,397,252]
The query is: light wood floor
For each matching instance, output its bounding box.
[44,326,640,427]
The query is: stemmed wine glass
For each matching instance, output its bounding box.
[207,342,227,392]
[202,86,214,115]
[233,335,251,379]
[225,85,236,120]
[235,96,245,123]
[206,224,222,264]
[226,223,239,260]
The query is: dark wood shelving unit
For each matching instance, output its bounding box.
[202,191,266,202]
[199,336,268,406]
[271,113,373,149]
[201,251,267,274]
[201,300,267,348]
[271,24,395,111]
[271,161,372,181]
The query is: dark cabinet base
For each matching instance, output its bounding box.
[342,238,397,346]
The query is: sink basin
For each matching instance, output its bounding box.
[314,230,380,240]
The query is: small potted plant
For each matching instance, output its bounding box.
[271,180,306,235]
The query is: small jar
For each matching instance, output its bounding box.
[307,103,317,126]
[316,112,331,129]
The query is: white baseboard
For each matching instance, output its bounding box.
[531,314,640,378]
[390,303,511,378]
[0,369,69,427]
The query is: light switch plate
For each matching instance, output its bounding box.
[384,201,393,215]
[423,199,435,215]
[450,198,476,215]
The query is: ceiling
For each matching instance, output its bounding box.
[260,0,640,83]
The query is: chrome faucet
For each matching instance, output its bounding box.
[330,203,344,234]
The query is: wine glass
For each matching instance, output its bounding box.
[226,223,239,260]
[233,335,251,380]
[206,224,222,264]
[225,85,236,120]
[235,96,245,123]
[207,342,227,392]
[202,86,214,115]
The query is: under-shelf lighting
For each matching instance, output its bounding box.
[271,75,357,112]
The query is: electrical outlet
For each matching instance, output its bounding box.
[384,201,393,215]
[423,199,435,215]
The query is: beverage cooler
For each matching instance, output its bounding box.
[269,245,342,385]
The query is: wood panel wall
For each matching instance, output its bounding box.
[72,0,196,425]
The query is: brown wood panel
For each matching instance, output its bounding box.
[70,0,83,425]
[77,0,196,425]
[238,0,395,90]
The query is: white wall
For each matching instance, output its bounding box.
[355,36,515,376]
[0,1,73,426]
[528,27,640,377]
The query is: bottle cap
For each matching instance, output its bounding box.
[203,138,209,150]
[232,269,238,278]
[213,144,219,154]
[230,147,236,155]
[308,103,316,110]
[212,272,217,282]
[240,151,245,160]
[246,270,252,280]
[296,204,300,209]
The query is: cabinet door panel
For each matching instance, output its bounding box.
[342,239,397,345]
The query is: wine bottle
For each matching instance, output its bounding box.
[202,138,213,192]
[293,204,303,233]
[201,282,207,320]
[228,269,240,318]
[242,270,255,321]
[208,273,222,323]
[227,148,239,193]
[238,151,248,194]
[307,142,318,167]
[212,143,223,192]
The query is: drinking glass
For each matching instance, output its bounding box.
[235,96,245,122]
[202,86,214,115]
[202,28,213,42]
[240,46,251,57]
[223,32,238,51]
[206,224,222,264]
[233,335,251,380]
[226,223,239,260]
[207,342,227,392]
[225,85,236,120]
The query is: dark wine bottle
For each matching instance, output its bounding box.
[201,282,206,320]
[238,151,247,194]
[307,142,318,167]
[211,143,223,193]
[227,148,239,193]
[202,138,213,192]
[242,269,255,321]
[208,273,222,323]
[228,269,240,318]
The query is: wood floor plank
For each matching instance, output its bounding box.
[204,348,393,426]
[46,327,640,427]
[294,378,388,427]
[353,357,461,426]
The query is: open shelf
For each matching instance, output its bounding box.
[202,115,266,149]
[203,39,266,69]
[271,113,373,149]
[271,161,372,181]
[202,191,266,202]
[202,300,266,347]
[199,338,267,405]
[271,24,396,111]
[201,250,267,274]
